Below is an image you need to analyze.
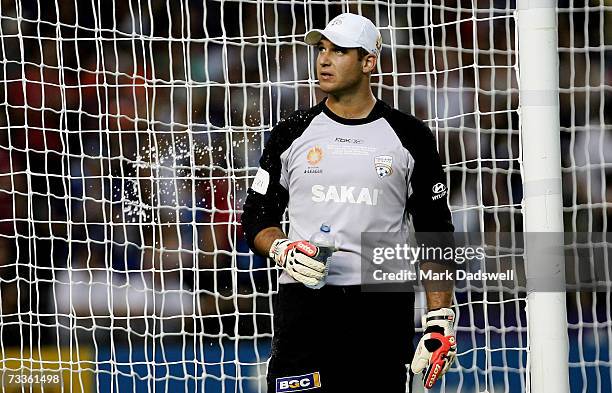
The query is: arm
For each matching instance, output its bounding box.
[405,121,455,309]
[253,227,286,256]
[420,268,453,309]
[405,120,457,388]
[241,121,290,256]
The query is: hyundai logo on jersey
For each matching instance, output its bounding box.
[432,182,447,200]
[276,372,321,392]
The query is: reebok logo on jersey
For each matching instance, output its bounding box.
[432,182,447,200]
[312,185,382,206]
[276,372,321,392]
[334,137,363,144]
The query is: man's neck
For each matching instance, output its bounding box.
[325,90,377,119]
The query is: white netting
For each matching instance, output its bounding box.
[0,1,609,392]
[558,3,611,393]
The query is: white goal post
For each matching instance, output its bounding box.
[0,1,609,393]
[517,1,568,392]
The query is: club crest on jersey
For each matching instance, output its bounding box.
[374,155,393,178]
[276,372,321,392]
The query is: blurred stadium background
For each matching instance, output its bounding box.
[0,1,610,392]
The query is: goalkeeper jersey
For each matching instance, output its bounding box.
[241,98,454,286]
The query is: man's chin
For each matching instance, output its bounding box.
[317,82,336,94]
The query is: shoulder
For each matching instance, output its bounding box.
[378,101,435,153]
[274,103,324,134]
[379,101,431,135]
[267,103,324,152]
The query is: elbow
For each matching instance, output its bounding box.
[240,210,259,253]
[241,207,280,256]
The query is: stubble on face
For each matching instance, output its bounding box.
[316,40,365,96]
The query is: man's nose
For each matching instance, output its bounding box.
[318,52,331,66]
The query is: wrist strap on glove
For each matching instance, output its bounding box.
[269,238,290,265]
[269,238,318,267]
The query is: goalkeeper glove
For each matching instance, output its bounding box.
[411,307,457,389]
[269,239,327,287]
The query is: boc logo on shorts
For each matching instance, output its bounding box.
[276,371,321,392]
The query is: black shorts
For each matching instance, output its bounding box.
[267,284,415,393]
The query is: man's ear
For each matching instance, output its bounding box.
[362,54,377,74]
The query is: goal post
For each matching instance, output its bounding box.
[517,1,569,392]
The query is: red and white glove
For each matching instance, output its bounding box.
[269,239,327,287]
[411,307,457,389]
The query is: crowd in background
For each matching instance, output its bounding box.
[0,0,609,350]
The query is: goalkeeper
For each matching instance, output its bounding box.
[241,12,456,393]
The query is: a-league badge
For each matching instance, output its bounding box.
[374,155,393,178]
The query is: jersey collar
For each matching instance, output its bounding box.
[320,98,385,125]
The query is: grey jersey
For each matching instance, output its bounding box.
[242,99,453,286]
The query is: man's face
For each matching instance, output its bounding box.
[316,38,367,95]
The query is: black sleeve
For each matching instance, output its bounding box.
[407,121,455,278]
[383,107,454,234]
[241,124,290,256]
[405,121,454,234]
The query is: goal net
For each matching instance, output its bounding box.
[0,1,609,392]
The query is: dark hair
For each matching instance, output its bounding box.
[357,48,371,60]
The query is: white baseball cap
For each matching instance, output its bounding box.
[305,13,382,56]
